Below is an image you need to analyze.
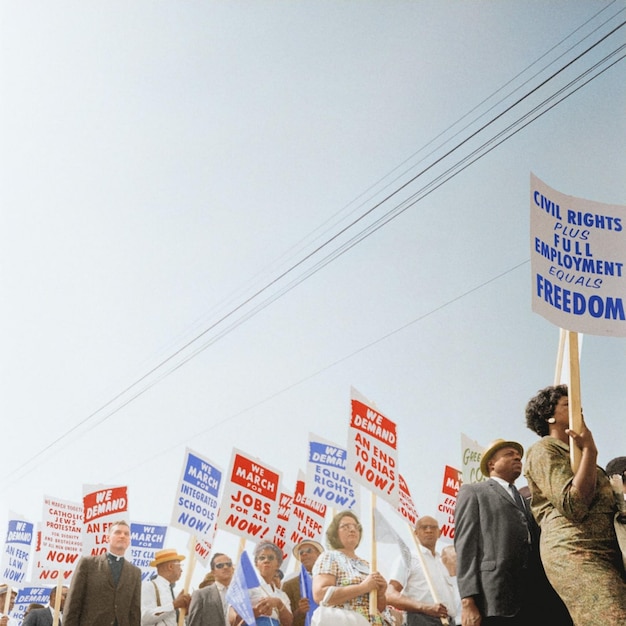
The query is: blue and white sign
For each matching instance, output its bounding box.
[1,513,34,585]
[531,173,626,336]
[305,432,359,510]
[171,448,222,541]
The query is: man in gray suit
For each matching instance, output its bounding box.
[64,520,142,626]
[187,553,234,626]
[22,586,68,626]
[454,439,536,626]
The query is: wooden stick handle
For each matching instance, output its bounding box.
[567,331,583,472]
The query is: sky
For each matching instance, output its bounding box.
[1,0,625,588]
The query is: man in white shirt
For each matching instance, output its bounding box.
[141,549,191,626]
[386,516,457,626]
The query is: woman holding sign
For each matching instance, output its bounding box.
[246,542,293,626]
[524,384,626,625]
[311,510,389,625]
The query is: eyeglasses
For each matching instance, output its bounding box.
[338,523,361,531]
[256,554,276,562]
[214,562,233,569]
[299,547,317,556]
[416,525,439,531]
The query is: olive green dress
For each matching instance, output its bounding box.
[525,437,626,625]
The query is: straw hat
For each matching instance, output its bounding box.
[150,548,186,567]
[291,539,324,560]
[480,439,524,477]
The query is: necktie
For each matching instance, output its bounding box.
[509,483,525,510]
[220,586,229,624]
[171,584,179,621]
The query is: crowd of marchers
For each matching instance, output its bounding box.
[1,385,625,626]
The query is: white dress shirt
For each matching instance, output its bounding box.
[141,575,177,626]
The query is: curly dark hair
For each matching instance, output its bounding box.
[253,541,284,567]
[325,510,362,550]
[525,384,568,436]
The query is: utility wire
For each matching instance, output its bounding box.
[116,258,531,476]
[3,19,624,487]
[127,2,626,357]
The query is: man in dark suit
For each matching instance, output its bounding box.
[63,519,141,626]
[454,439,535,626]
[282,540,323,626]
[23,586,68,626]
[187,552,234,626]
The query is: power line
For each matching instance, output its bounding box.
[114,259,531,477]
[3,16,624,488]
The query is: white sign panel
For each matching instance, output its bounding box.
[171,448,221,542]
[305,433,359,511]
[35,496,83,582]
[531,173,626,335]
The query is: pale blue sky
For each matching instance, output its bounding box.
[1,0,625,585]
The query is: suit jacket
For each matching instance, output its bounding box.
[187,583,226,626]
[454,478,534,619]
[63,554,142,626]
[282,575,304,626]
[22,606,56,626]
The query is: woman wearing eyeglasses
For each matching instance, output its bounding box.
[311,510,389,625]
[244,541,293,626]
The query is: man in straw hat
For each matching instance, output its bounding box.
[282,540,323,626]
[141,549,191,626]
[454,439,537,626]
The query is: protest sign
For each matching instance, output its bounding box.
[286,471,326,550]
[396,474,418,527]
[436,465,462,542]
[35,497,82,581]
[12,586,51,624]
[461,433,484,484]
[1,513,34,585]
[82,485,129,556]
[217,448,281,542]
[347,388,399,507]
[269,489,294,563]
[305,433,359,511]
[170,448,221,544]
[129,522,168,581]
[191,533,215,568]
[530,173,626,336]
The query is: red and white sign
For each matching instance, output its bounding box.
[82,485,128,556]
[34,496,83,582]
[269,489,294,563]
[397,474,418,526]
[436,465,462,542]
[216,449,282,542]
[286,472,326,552]
[347,388,399,507]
